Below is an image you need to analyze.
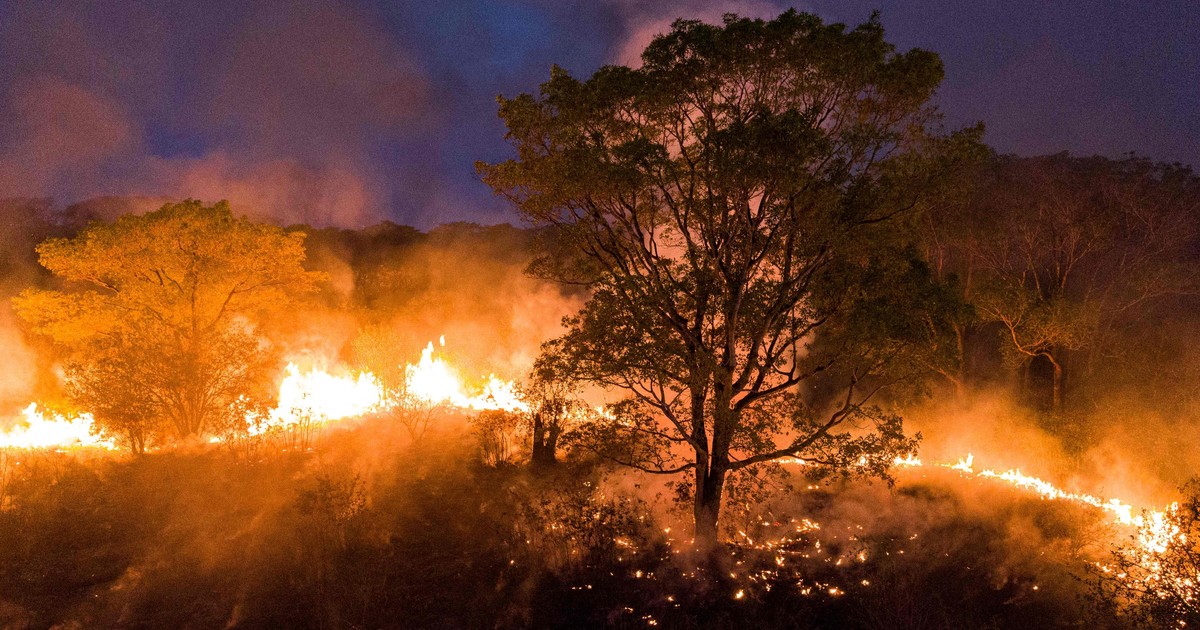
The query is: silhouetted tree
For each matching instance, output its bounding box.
[481,11,975,542]
[523,343,586,466]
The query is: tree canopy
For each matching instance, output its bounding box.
[919,154,1200,418]
[480,10,978,541]
[13,200,324,451]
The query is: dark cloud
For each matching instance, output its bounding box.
[0,0,1194,227]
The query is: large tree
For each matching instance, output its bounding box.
[480,11,974,541]
[14,200,323,451]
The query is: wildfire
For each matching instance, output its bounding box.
[915,452,1176,548]
[2,339,1186,574]
[8,336,527,449]
[0,403,115,450]
[259,362,389,434]
[6,348,1194,606]
[404,340,529,412]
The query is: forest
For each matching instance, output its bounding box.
[0,10,1198,630]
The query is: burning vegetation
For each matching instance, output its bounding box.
[0,10,1198,630]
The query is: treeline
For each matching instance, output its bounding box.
[918,153,1200,437]
[1,151,1198,627]
[3,152,1198,445]
[0,209,576,421]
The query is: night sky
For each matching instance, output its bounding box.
[1,0,1196,228]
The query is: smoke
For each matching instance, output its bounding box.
[904,389,1189,510]
[0,0,805,227]
[0,77,136,197]
[0,311,37,412]
[0,0,429,227]
[146,154,378,227]
[0,199,54,415]
[339,224,584,378]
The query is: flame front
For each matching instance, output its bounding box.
[255,338,529,437]
[921,452,1175,548]
[405,341,529,413]
[0,403,115,450]
[4,337,526,448]
[260,363,389,434]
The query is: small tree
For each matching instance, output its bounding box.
[352,325,437,441]
[471,409,522,467]
[480,11,971,541]
[522,343,586,466]
[14,200,323,451]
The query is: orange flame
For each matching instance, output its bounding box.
[404,340,528,412]
[254,362,389,435]
[0,403,115,450]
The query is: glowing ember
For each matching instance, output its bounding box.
[0,403,115,450]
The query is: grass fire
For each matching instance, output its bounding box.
[0,5,1198,630]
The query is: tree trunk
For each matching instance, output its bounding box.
[128,428,146,455]
[530,409,558,466]
[545,424,561,463]
[1047,352,1065,412]
[953,323,967,399]
[693,462,725,546]
[687,374,724,546]
[530,410,548,464]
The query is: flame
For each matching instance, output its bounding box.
[404,341,528,413]
[405,341,469,407]
[10,336,528,450]
[476,376,529,413]
[0,403,115,450]
[923,452,1166,534]
[258,362,388,434]
[894,453,1182,570]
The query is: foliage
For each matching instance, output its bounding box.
[13,200,324,450]
[480,10,975,539]
[1092,479,1200,628]
[922,154,1200,412]
[471,409,523,467]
